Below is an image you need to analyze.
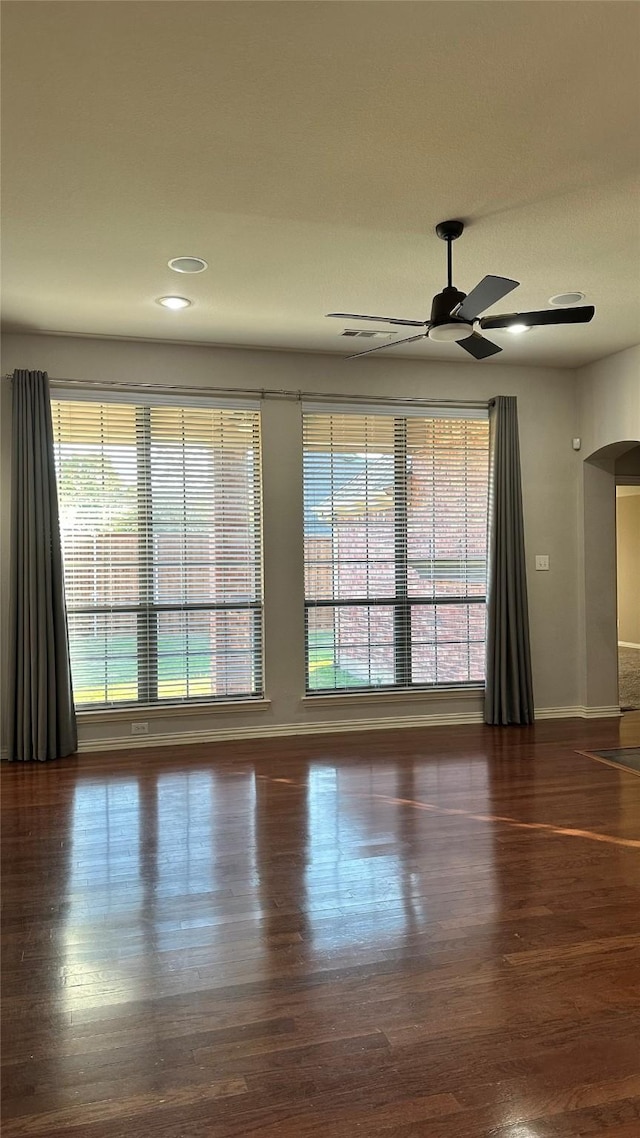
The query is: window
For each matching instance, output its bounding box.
[52,394,262,708]
[303,405,489,693]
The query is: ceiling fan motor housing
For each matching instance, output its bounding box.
[428,287,473,341]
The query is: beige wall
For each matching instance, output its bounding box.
[617,492,640,646]
[578,344,640,460]
[1,332,583,749]
[579,457,619,709]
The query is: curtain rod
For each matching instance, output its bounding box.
[4,374,490,411]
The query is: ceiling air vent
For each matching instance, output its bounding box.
[341,329,394,338]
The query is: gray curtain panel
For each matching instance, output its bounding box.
[484,395,534,725]
[8,370,77,761]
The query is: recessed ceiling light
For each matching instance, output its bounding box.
[157,296,192,310]
[507,323,530,334]
[549,292,585,306]
[168,257,208,274]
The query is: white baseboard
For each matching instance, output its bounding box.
[530,706,621,720]
[77,709,484,752]
[618,641,640,650]
[534,706,581,720]
[75,704,622,753]
[577,705,622,719]
[1,702,623,759]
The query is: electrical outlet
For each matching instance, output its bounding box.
[535,555,550,571]
[131,721,149,736]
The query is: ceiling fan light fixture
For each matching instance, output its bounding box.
[428,321,474,342]
[507,323,530,334]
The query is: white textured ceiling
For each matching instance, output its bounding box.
[2,1,640,367]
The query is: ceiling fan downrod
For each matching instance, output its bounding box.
[430,220,470,341]
[435,219,464,290]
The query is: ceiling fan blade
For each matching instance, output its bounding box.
[326,312,426,327]
[480,305,595,330]
[457,332,503,360]
[454,275,519,322]
[346,332,427,359]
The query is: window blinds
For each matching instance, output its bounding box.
[51,395,263,708]
[303,407,489,693]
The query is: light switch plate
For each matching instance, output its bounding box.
[535,555,550,571]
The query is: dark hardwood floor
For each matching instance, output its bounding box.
[2,715,640,1137]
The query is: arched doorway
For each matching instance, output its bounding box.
[581,441,640,714]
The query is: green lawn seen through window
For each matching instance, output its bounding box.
[307,629,363,690]
[70,632,220,704]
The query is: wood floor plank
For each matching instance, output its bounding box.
[2,715,639,1136]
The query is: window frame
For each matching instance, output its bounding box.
[303,408,488,696]
[52,391,264,711]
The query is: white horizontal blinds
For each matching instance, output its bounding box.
[405,415,489,686]
[51,397,263,708]
[303,409,489,693]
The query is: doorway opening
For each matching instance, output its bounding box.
[616,471,640,712]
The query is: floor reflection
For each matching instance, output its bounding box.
[63,777,141,1012]
[156,771,216,900]
[59,743,636,1028]
[59,753,498,1015]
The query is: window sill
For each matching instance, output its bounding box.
[77,698,271,724]
[301,686,483,708]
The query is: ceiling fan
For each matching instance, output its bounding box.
[326,220,595,360]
